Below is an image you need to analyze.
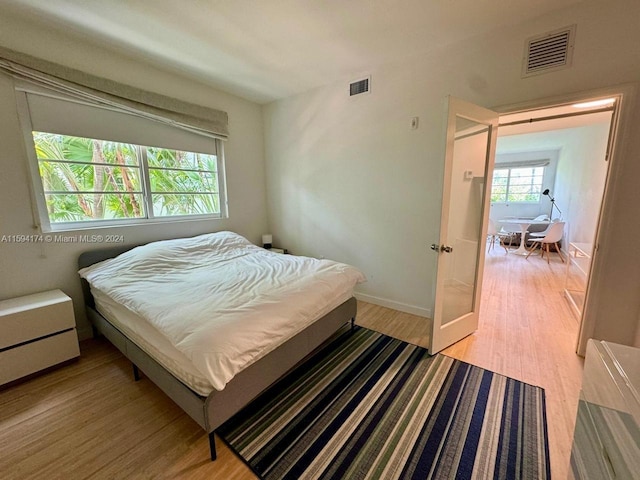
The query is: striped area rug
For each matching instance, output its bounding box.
[218,327,551,480]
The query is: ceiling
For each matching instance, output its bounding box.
[0,0,582,104]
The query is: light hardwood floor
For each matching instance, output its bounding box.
[0,246,583,479]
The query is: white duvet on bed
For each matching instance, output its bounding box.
[79,231,365,391]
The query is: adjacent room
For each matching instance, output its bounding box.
[1,1,639,479]
[493,102,613,315]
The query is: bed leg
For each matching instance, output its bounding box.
[209,432,217,461]
[350,317,355,331]
[132,364,140,381]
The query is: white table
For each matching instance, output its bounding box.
[498,218,550,255]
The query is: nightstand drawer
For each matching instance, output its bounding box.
[0,290,75,349]
[0,329,80,385]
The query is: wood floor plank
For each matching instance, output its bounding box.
[0,341,252,480]
[0,247,583,479]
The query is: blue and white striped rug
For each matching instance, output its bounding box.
[218,327,551,479]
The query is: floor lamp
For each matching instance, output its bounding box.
[542,189,562,219]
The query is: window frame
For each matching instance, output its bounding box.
[16,91,228,232]
[490,164,546,204]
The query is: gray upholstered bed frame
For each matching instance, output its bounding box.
[78,245,357,461]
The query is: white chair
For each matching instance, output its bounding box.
[527,217,561,241]
[524,214,551,244]
[526,222,565,264]
[487,219,516,253]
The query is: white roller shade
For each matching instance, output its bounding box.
[494,159,550,169]
[25,91,217,155]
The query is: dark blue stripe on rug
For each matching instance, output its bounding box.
[541,391,552,480]
[456,369,494,479]
[494,379,522,480]
[402,361,471,478]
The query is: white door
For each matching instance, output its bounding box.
[429,97,498,353]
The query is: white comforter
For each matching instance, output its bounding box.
[79,231,365,391]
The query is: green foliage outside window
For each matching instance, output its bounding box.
[490,166,544,203]
[33,132,220,223]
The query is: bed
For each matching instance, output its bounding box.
[77,231,364,461]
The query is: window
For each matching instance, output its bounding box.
[16,87,227,231]
[33,133,222,224]
[146,147,221,217]
[491,166,544,203]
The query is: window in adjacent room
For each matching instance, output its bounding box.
[490,166,545,203]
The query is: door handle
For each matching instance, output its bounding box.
[430,244,454,253]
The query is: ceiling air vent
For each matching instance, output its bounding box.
[522,25,576,77]
[349,76,370,96]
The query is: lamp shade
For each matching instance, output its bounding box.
[262,234,273,248]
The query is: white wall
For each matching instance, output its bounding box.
[554,124,611,246]
[263,0,640,346]
[263,70,438,316]
[0,41,267,339]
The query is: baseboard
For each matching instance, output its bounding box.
[354,292,431,318]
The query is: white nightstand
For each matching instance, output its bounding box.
[0,290,80,386]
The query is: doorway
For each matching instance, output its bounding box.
[489,95,618,353]
[359,90,624,358]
